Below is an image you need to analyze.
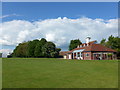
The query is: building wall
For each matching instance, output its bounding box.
[65,53,72,59]
[83,52,92,60]
[92,52,117,60]
[65,52,92,60]
[64,55,67,59]
[64,51,117,60]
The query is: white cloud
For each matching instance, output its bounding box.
[0,14,21,19]
[0,17,118,50]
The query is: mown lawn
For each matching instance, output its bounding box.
[2,58,118,88]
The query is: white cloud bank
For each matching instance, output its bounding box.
[0,17,118,56]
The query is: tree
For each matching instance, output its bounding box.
[100,38,106,46]
[55,48,61,57]
[12,38,61,58]
[69,39,82,50]
[34,41,43,57]
[27,39,39,57]
[105,35,120,50]
[40,38,47,44]
[42,42,56,57]
[34,38,47,57]
[100,35,120,58]
[106,35,115,48]
[0,53,2,57]
[13,42,28,57]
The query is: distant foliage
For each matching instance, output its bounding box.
[34,38,47,57]
[0,53,2,57]
[69,39,82,50]
[100,38,106,46]
[12,38,61,58]
[27,40,39,57]
[42,42,56,57]
[100,35,120,58]
[13,42,28,57]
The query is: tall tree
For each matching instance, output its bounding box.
[106,35,115,48]
[69,39,82,50]
[55,48,61,57]
[13,42,28,57]
[34,38,47,57]
[100,38,106,46]
[27,39,39,57]
[100,35,120,58]
[42,42,56,57]
[12,38,61,58]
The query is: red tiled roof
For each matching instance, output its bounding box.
[71,40,116,52]
[84,44,116,52]
[60,41,116,55]
[71,47,86,52]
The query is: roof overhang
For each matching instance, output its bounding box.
[73,49,85,53]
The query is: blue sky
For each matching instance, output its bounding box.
[1,2,118,57]
[3,2,118,22]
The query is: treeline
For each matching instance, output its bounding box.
[0,53,2,58]
[69,39,82,50]
[9,38,61,58]
[100,35,120,58]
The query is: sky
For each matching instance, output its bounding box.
[2,2,118,21]
[0,2,118,57]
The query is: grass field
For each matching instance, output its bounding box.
[2,58,118,88]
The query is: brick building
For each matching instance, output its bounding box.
[60,37,117,60]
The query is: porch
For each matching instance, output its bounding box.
[72,49,84,60]
[92,52,116,60]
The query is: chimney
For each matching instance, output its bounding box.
[77,45,79,48]
[86,37,91,46]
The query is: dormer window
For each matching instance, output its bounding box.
[84,44,86,47]
[94,41,97,44]
[87,43,89,46]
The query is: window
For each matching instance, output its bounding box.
[78,53,80,57]
[86,53,89,57]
